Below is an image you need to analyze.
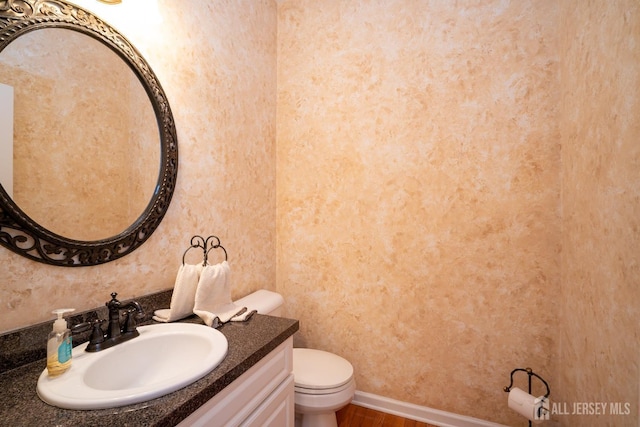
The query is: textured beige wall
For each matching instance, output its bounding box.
[1,1,277,332]
[558,1,640,426]
[277,1,560,425]
[2,1,638,426]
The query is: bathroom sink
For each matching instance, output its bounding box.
[36,323,228,410]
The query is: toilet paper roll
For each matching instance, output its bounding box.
[507,387,547,424]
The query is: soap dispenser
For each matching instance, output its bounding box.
[47,308,75,377]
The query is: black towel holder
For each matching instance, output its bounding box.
[182,235,227,266]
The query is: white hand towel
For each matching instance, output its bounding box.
[197,303,257,328]
[193,261,233,326]
[230,308,257,322]
[193,261,256,327]
[153,263,203,322]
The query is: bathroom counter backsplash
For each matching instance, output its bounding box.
[1,289,174,372]
[0,289,299,427]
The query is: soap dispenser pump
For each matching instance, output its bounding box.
[46,308,75,377]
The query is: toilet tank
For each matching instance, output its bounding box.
[234,290,284,316]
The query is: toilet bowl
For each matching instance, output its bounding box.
[293,348,356,427]
[235,290,356,427]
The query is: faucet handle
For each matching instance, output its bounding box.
[122,310,138,333]
[122,302,144,334]
[83,319,108,353]
[90,319,107,344]
[71,318,106,339]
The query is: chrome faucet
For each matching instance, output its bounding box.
[72,292,145,352]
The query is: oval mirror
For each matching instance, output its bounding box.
[2,28,160,241]
[0,0,178,266]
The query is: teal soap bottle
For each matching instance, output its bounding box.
[46,308,74,377]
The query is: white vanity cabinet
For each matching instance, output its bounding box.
[178,337,294,427]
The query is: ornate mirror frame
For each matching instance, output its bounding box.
[0,0,178,266]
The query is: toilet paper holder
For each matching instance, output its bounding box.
[504,367,550,426]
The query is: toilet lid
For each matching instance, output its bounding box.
[293,348,354,390]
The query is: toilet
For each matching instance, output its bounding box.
[235,290,356,427]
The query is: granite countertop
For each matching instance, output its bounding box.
[0,314,299,427]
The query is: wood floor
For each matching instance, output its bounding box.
[336,404,438,427]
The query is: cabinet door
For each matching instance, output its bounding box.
[178,337,293,427]
[241,374,294,427]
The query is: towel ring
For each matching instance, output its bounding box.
[182,235,206,265]
[181,235,227,266]
[204,235,228,264]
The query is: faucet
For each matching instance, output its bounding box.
[72,292,145,352]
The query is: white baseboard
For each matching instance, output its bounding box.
[351,390,509,427]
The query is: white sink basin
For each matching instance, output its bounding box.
[37,323,228,410]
